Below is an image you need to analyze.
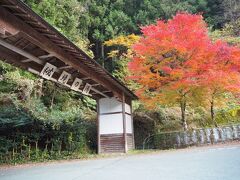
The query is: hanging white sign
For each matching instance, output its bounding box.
[58,71,71,85]
[71,78,82,91]
[40,63,57,80]
[82,83,92,95]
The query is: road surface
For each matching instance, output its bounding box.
[1,145,240,180]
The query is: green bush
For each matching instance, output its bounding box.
[0,61,97,164]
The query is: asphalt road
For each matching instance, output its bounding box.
[1,145,240,180]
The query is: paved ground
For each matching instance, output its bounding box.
[1,145,240,180]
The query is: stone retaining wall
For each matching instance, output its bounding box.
[153,124,240,149]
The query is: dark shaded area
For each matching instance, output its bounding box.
[0,102,97,164]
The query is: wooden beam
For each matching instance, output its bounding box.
[91,83,100,87]
[24,20,38,24]
[91,87,109,98]
[0,38,43,64]
[24,21,41,26]
[21,54,54,63]
[92,90,111,94]
[51,39,65,44]
[41,33,58,38]
[13,13,30,18]
[0,7,123,99]
[0,39,62,72]
[0,46,42,72]
[14,37,24,46]
[58,65,71,70]
[1,5,19,8]
[22,42,31,49]
[81,77,91,80]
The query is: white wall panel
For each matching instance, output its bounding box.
[99,114,123,134]
[125,103,131,114]
[126,114,133,133]
[99,98,122,114]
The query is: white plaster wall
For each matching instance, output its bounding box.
[99,98,122,114]
[126,114,133,133]
[99,97,133,134]
[125,103,131,114]
[99,114,123,134]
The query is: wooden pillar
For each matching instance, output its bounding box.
[130,100,135,149]
[97,99,101,154]
[122,93,127,153]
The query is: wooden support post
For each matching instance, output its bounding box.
[122,93,127,153]
[130,100,135,149]
[97,99,101,154]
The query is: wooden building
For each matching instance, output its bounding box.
[0,0,137,153]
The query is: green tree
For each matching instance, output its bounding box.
[86,0,134,67]
[23,0,93,56]
[104,34,140,83]
[210,18,240,46]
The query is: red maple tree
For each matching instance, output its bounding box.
[196,41,240,126]
[129,13,240,130]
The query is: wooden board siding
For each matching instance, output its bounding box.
[100,134,125,153]
[127,133,134,150]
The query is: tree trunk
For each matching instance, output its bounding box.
[50,85,56,109]
[58,141,62,155]
[210,99,218,127]
[101,43,105,60]
[35,141,39,157]
[180,100,188,131]
[28,144,31,159]
[12,147,15,160]
[96,42,99,59]
[35,79,43,98]
[101,42,105,67]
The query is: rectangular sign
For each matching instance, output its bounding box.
[71,78,82,91]
[82,83,92,95]
[40,63,57,80]
[39,63,92,96]
[58,71,71,85]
